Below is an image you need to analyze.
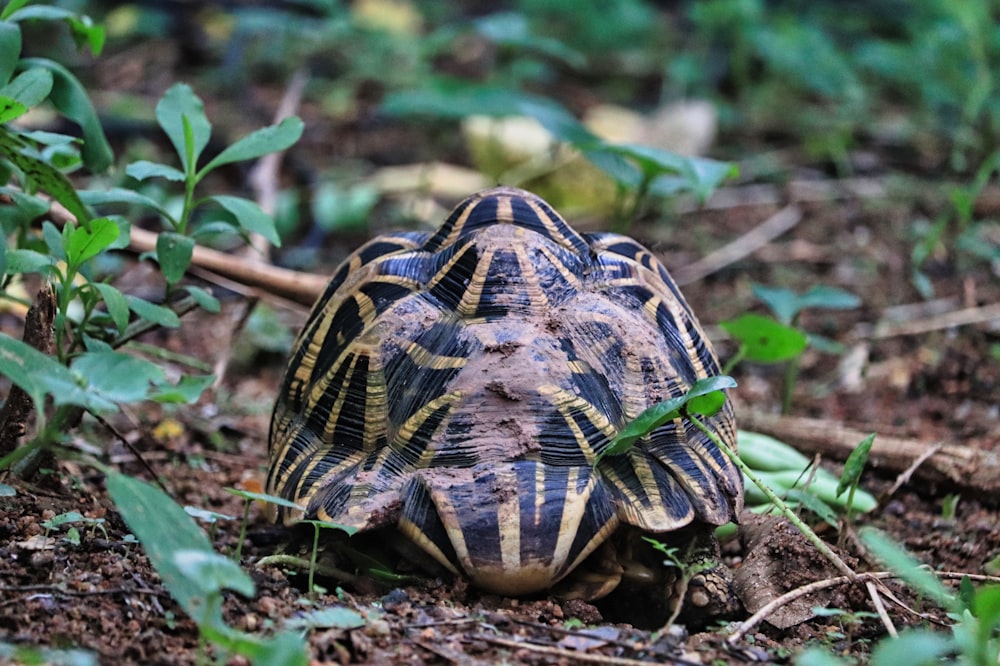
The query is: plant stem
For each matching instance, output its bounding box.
[688,412,857,581]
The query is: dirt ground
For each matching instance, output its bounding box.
[3,13,1000,661]
[2,187,999,664]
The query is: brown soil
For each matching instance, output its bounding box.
[3,15,1000,662]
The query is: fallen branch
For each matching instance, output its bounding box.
[740,411,1000,494]
[727,570,1000,644]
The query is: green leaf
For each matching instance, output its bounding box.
[173,548,255,599]
[80,187,176,225]
[19,58,112,172]
[0,96,24,123]
[150,373,214,404]
[791,647,850,666]
[0,126,91,223]
[126,160,185,182]
[0,21,21,83]
[4,248,56,275]
[105,472,228,629]
[65,217,119,267]
[0,185,49,231]
[224,487,308,514]
[155,83,211,174]
[92,282,129,334]
[0,482,15,497]
[284,607,366,631]
[737,431,812,472]
[868,629,952,666]
[972,585,1000,653]
[126,295,181,328]
[184,506,235,524]
[604,376,736,457]
[155,231,194,285]
[0,331,114,412]
[474,13,586,69]
[837,433,875,498]
[1,67,52,109]
[183,285,220,313]
[720,313,808,363]
[207,195,281,246]
[201,116,303,174]
[785,489,839,527]
[859,527,956,610]
[0,235,5,277]
[71,351,166,404]
[752,283,860,325]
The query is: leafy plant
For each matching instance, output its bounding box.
[0,2,302,476]
[107,472,309,665]
[721,283,859,412]
[798,529,1000,666]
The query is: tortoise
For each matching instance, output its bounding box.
[267,186,743,621]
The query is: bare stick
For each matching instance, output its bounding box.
[673,204,802,285]
[740,410,1000,495]
[865,580,897,638]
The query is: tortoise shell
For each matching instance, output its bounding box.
[267,187,743,596]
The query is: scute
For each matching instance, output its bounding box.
[268,186,743,596]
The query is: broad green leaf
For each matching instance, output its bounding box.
[80,187,176,225]
[155,231,194,285]
[19,57,112,172]
[174,548,255,597]
[1,67,52,109]
[155,83,211,174]
[284,607,366,631]
[207,195,281,246]
[92,282,129,334]
[43,220,65,259]
[752,283,860,325]
[65,217,119,267]
[183,285,220,313]
[150,373,214,404]
[737,431,812,472]
[4,248,56,275]
[972,585,1000,650]
[126,160,185,182]
[859,527,956,610]
[0,235,5,276]
[0,126,91,223]
[473,12,586,69]
[0,186,49,231]
[0,644,97,666]
[0,21,21,83]
[793,285,861,312]
[868,629,952,666]
[126,295,180,328]
[837,433,875,498]
[106,472,227,629]
[604,376,736,457]
[72,351,165,404]
[201,116,304,174]
[720,313,808,363]
[0,331,113,411]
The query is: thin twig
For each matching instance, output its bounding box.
[883,443,943,501]
[673,204,802,285]
[865,580,897,638]
[468,635,703,666]
[867,301,1000,339]
[90,412,169,494]
[727,572,897,643]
